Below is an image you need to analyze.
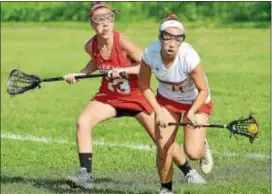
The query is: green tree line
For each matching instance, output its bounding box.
[1,2,271,23]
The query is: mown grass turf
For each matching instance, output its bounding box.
[1,21,270,194]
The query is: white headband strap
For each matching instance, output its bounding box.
[160,20,185,33]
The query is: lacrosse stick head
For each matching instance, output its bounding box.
[227,114,259,143]
[6,69,41,96]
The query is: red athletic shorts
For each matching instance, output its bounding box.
[92,90,153,116]
[156,93,213,115]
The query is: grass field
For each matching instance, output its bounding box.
[1,21,271,194]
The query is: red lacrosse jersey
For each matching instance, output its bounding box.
[91,31,153,114]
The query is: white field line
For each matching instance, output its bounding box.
[1,132,271,160]
[1,132,154,151]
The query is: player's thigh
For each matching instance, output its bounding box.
[183,113,209,153]
[155,108,181,151]
[135,112,156,141]
[78,100,117,127]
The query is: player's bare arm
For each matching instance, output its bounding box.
[139,59,168,127]
[139,59,161,113]
[114,33,143,75]
[187,62,209,125]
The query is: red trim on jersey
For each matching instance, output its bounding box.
[156,77,188,86]
[156,93,213,115]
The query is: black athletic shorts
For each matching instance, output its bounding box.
[115,108,141,118]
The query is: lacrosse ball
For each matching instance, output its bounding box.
[248,123,258,133]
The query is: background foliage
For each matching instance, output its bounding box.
[1,2,271,23]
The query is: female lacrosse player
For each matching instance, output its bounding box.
[139,13,213,193]
[63,2,206,190]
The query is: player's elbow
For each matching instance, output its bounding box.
[199,88,209,99]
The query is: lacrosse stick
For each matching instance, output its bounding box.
[6,69,105,96]
[168,114,259,143]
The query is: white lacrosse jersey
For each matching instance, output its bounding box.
[142,41,211,104]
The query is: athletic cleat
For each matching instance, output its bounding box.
[66,168,93,190]
[158,188,174,194]
[200,139,213,174]
[185,169,207,184]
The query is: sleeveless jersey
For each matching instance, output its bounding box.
[92,31,139,96]
[90,31,153,114]
[143,41,211,104]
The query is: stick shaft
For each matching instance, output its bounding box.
[168,122,226,128]
[41,74,105,82]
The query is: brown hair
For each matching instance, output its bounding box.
[163,12,179,22]
[89,2,113,18]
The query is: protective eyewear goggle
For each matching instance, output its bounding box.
[160,30,185,43]
[91,12,115,25]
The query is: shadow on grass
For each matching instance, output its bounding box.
[1,175,154,194]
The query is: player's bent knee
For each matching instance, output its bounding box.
[77,116,94,133]
[184,147,203,160]
[186,152,202,160]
